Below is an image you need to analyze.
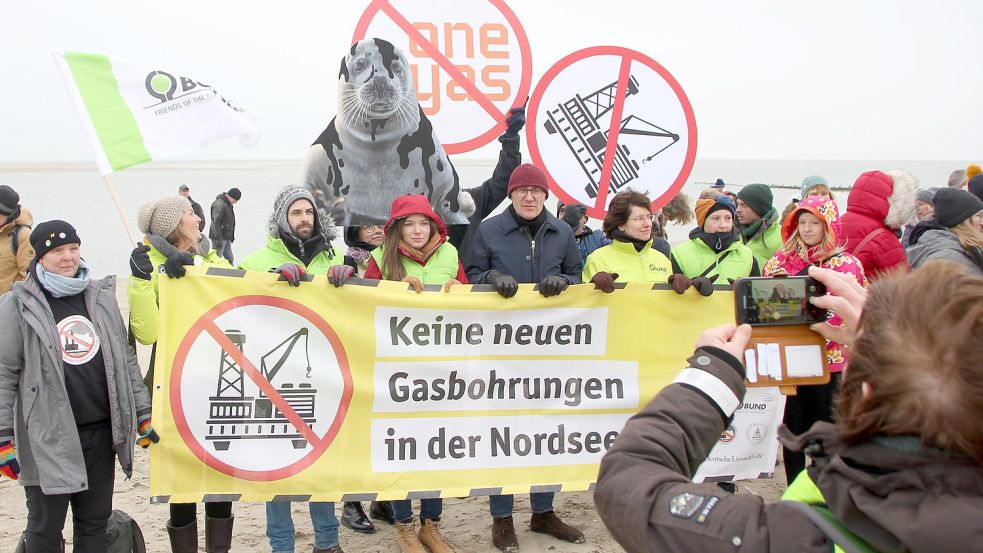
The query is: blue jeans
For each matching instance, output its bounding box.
[391,498,442,522]
[489,493,554,518]
[213,239,234,265]
[266,501,338,552]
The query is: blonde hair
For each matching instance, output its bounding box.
[782,210,841,262]
[698,188,723,200]
[804,184,836,202]
[166,222,200,253]
[950,219,983,252]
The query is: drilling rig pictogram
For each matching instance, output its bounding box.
[543,74,680,200]
[206,328,318,451]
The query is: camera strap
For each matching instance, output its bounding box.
[700,250,733,278]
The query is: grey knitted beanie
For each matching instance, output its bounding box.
[138,195,192,237]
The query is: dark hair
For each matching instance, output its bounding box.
[602,189,651,238]
[380,216,439,282]
[837,262,983,464]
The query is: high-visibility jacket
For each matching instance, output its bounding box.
[582,239,671,283]
[670,238,755,281]
[782,470,879,553]
[370,242,461,285]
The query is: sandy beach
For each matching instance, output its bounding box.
[0,283,787,552]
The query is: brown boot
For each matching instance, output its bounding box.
[530,512,585,544]
[204,515,234,553]
[418,518,455,553]
[491,516,519,552]
[166,519,198,553]
[395,519,427,553]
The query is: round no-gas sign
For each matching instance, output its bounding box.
[170,296,353,481]
[528,46,697,218]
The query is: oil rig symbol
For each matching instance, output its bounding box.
[206,328,318,451]
[543,74,680,200]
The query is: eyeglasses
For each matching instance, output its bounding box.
[363,225,384,232]
[628,215,656,224]
[512,187,545,199]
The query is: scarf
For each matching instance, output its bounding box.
[146,232,210,259]
[347,246,372,267]
[508,205,547,238]
[610,229,649,252]
[397,233,443,265]
[740,207,778,240]
[690,227,739,253]
[280,229,332,267]
[35,259,91,298]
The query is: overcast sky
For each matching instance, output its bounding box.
[2,0,981,162]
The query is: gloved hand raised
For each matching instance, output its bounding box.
[691,274,719,297]
[129,243,153,281]
[136,417,160,449]
[0,441,20,480]
[589,271,619,293]
[486,270,518,298]
[328,264,354,287]
[504,105,526,136]
[402,276,425,293]
[163,251,195,279]
[668,274,692,295]
[539,275,569,297]
[276,263,306,287]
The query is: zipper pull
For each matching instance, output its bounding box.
[531,239,536,262]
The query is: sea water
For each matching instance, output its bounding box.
[0,159,964,277]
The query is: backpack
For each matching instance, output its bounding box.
[13,509,145,553]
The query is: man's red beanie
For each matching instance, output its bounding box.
[507,163,550,196]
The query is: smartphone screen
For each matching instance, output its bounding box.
[735,276,828,326]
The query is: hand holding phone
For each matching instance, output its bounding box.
[734,276,828,326]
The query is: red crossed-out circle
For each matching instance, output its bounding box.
[528,46,698,219]
[170,295,353,481]
[353,0,533,154]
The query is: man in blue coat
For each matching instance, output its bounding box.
[465,163,585,551]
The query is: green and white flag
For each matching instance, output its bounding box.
[52,51,258,175]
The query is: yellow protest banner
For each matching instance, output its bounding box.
[149,268,734,503]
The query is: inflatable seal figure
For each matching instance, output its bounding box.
[301,38,473,226]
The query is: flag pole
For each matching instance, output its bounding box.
[102,174,138,245]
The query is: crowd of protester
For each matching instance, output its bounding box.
[2,115,983,553]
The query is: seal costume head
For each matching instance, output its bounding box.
[301,38,470,226]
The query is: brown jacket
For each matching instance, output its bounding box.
[594,347,983,553]
[0,207,33,294]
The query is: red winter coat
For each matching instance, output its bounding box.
[839,170,916,280]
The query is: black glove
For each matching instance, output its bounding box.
[504,105,526,136]
[276,263,306,287]
[163,251,195,279]
[589,271,619,293]
[129,243,153,281]
[668,274,692,295]
[539,275,569,297]
[486,270,518,298]
[563,203,587,229]
[691,274,719,297]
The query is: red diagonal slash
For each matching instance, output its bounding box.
[58,329,94,350]
[377,0,504,123]
[594,57,633,211]
[203,322,323,448]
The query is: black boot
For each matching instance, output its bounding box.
[369,500,395,525]
[341,501,375,533]
[204,515,234,553]
[167,518,198,553]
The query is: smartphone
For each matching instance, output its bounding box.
[734,276,828,326]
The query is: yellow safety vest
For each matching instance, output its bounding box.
[370,241,460,285]
[670,238,755,280]
[582,239,671,283]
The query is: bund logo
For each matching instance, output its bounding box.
[144,70,211,106]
